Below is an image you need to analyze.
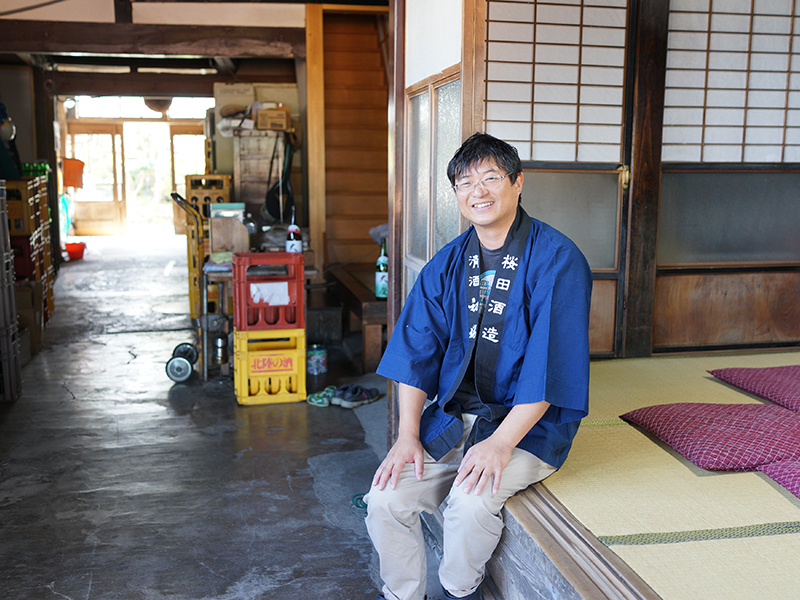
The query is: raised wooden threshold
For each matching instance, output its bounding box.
[422,485,659,600]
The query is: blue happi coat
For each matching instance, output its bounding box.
[377,208,592,469]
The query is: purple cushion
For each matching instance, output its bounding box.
[758,459,800,500]
[620,403,800,471]
[708,365,800,412]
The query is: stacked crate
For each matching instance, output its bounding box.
[184,174,231,319]
[0,181,22,402]
[6,176,53,321]
[232,252,306,405]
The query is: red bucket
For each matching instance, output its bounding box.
[65,242,86,260]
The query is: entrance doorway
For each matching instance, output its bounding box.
[62,96,211,235]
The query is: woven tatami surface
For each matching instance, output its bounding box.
[542,351,800,600]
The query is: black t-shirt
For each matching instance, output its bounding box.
[455,244,504,413]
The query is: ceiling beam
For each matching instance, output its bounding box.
[46,55,217,70]
[48,68,296,97]
[0,19,305,59]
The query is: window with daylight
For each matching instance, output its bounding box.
[484,0,628,162]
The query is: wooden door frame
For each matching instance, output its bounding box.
[66,122,127,235]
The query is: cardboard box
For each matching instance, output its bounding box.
[257,106,291,131]
[15,281,43,354]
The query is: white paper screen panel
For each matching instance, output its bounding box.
[663,0,800,163]
[485,0,628,162]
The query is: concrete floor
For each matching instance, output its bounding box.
[0,225,421,600]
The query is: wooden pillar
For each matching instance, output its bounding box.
[32,69,62,266]
[387,0,405,446]
[462,0,487,137]
[623,0,670,357]
[305,4,326,278]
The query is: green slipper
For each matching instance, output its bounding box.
[307,385,336,407]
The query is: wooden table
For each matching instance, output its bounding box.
[329,264,387,373]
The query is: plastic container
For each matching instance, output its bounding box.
[233,328,307,404]
[65,242,85,260]
[307,344,327,375]
[232,252,305,331]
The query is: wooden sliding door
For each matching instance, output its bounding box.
[654,0,800,351]
[479,0,634,357]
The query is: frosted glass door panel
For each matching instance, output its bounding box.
[521,171,619,270]
[658,171,800,265]
[407,92,431,261]
[404,266,420,304]
[433,79,462,253]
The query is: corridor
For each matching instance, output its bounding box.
[0,226,390,599]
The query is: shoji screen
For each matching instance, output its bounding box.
[484,0,628,162]
[662,0,800,163]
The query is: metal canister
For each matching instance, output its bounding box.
[307,344,327,375]
[211,334,228,364]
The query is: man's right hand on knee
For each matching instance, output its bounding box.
[372,432,425,490]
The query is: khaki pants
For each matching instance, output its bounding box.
[364,414,556,600]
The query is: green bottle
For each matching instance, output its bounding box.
[375,238,388,299]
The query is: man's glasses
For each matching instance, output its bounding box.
[452,173,511,196]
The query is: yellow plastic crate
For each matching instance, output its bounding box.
[185,174,232,221]
[233,328,306,405]
[185,217,210,319]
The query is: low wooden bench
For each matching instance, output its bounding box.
[328,263,387,373]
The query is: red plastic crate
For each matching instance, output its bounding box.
[232,252,305,331]
[10,232,42,281]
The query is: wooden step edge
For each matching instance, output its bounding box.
[496,485,661,600]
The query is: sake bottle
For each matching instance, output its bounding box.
[375,238,388,299]
[285,206,302,253]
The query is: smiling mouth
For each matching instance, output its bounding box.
[472,201,494,209]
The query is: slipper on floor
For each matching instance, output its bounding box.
[331,385,352,406]
[307,385,336,407]
[340,385,380,409]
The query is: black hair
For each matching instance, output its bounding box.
[446,132,522,185]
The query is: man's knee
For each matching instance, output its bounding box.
[445,485,505,520]
[365,484,415,524]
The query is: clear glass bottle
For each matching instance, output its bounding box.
[243,212,257,250]
[375,238,388,299]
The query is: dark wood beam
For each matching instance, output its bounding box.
[115,0,132,23]
[48,55,215,69]
[0,20,305,59]
[49,69,295,97]
[623,0,670,357]
[51,71,216,97]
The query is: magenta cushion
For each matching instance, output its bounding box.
[758,459,800,500]
[620,403,800,471]
[708,365,800,412]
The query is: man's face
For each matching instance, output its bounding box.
[454,159,524,240]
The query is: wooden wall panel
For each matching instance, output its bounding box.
[326,170,387,193]
[327,240,379,265]
[589,279,616,355]
[325,107,387,128]
[654,272,800,348]
[325,51,382,70]
[323,13,389,267]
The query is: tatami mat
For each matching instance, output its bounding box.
[542,350,800,600]
[612,535,800,600]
